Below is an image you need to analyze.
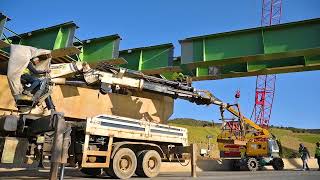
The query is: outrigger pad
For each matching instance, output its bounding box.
[16,98,33,113]
[26,115,54,135]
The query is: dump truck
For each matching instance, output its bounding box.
[0,55,224,179]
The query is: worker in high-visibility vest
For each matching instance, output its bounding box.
[315,142,320,171]
[299,143,311,171]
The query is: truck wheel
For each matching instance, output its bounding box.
[135,150,147,177]
[80,168,102,176]
[230,160,241,171]
[272,158,284,170]
[136,150,161,178]
[108,148,137,179]
[247,158,259,171]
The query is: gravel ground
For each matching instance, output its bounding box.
[0,168,319,180]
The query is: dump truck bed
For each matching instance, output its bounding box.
[85,114,188,146]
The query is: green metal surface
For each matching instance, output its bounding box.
[119,43,174,72]
[1,16,320,80]
[74,35,121,63]
[191,55,320,80]
[180,18,320,69]
[9,22,77,50]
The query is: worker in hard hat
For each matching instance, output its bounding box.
[171,72,192,86]
[299,143,310,171]
[7,44,51,101]
[315,142,320,171]
[170,72,186,83]
[21,56,51,96]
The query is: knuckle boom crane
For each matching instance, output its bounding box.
[50,61,284,172]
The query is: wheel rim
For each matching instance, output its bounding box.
[119,155,132,172]
[250,161,256,168]
[148,157,157,170]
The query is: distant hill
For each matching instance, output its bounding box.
[168,118,320,158]
[168,118,221,127]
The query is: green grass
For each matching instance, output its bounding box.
[169,122,220,143]
[168,121,221,157]
[269,128,292,137]
[270,128,320,157]
[294,134,320,144]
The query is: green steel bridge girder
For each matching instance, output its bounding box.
[0,16,320,80]
[193,55,320,80]
[7,22,78,50]
[119,44,180,75]
[0,21,82,61]
[1,22,123,64]
[180,18,320,72]
[74,35,121,63]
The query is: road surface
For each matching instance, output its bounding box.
[0,168,319,180]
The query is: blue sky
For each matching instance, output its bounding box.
[2,0,320,128]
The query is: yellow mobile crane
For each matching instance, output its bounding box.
[217,103,284,171]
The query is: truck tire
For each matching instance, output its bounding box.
[247,157,259,171]
[135,150,161,178]
[80,168,102,177]
[230,160,241,171]
[272,157,284,170]
[135,150,146,177]
[108,148,137,179]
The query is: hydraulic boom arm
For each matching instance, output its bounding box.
[50,62,225,106]
[49,61,269,140]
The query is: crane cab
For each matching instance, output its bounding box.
[246,139,280,157]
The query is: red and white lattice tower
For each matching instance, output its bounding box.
[253,0,282,129]
[261,0,282,26]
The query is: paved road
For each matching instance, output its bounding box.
[0,168,319,180]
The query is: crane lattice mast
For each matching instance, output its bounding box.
[253,0,282,129]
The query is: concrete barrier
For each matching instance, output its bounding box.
[160,158,319,172]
